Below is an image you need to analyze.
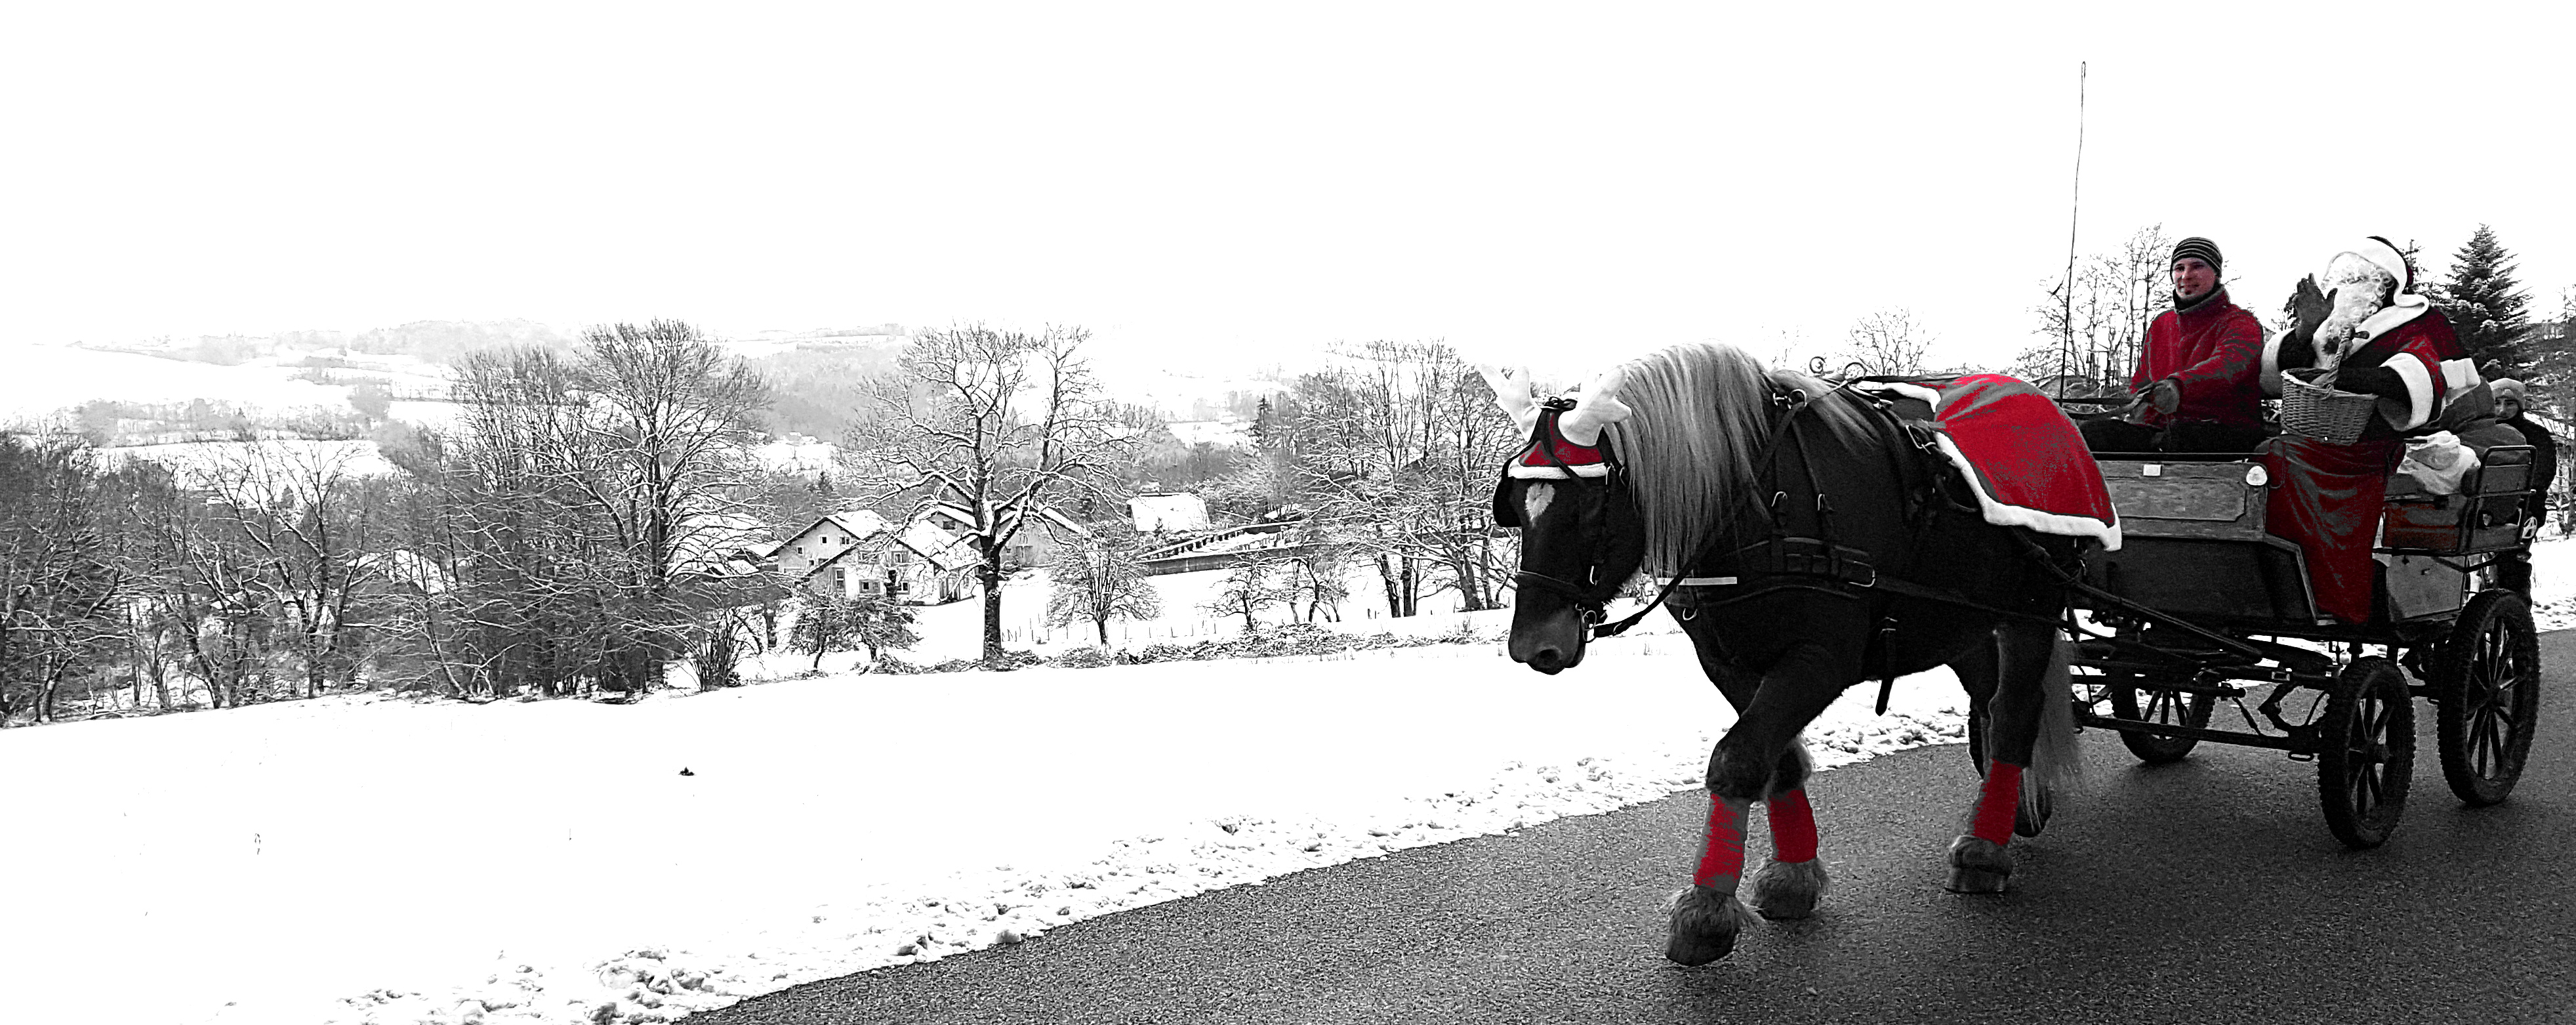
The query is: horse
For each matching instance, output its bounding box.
[1482,342,2091,965]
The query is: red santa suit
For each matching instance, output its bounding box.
[2133,289,2266,432]
[2263,295,2476,623]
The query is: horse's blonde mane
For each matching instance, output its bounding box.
[1597,343,1873,578]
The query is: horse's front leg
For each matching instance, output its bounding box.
[1746,746,1829,920]
[1668,640,1854,965]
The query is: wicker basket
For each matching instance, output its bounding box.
[2280,367,2378,444]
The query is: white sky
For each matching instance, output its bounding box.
[3,2,2570,379]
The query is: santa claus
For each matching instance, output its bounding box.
[2266,236,2479,434]
[2260,236,2479,624]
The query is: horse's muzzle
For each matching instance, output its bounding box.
[1507,606,1589,674]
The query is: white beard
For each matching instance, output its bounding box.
[2314,277,2390,366]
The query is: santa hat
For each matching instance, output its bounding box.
[2345,236,2426,310]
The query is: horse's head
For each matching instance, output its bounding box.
[1482,365,1646,674]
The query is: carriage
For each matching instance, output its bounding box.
[2062,434,2545,848]
[1481,345,2549,965]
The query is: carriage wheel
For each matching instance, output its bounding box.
[2108,683,2216,764]
[2434,590,2541,807]
[2317,657,2415,850]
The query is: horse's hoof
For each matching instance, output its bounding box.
[1664,885,1757,965]
[1944,835,2013,894]
[1749,858,1830,920]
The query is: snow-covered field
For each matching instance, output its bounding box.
[10,539,2573,1025]
[0,341,367,423]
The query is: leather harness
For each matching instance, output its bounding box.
[1503,381,2075,712]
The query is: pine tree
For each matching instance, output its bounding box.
[2439,225,2534,378]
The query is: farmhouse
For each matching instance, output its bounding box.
[918,501,1092,569]
[772,511,977,604]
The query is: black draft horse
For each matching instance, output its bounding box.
[1484,343,2086,965]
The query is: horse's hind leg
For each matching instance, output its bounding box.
[1949,632,2047,837]
[1748,741,1830,920]
[1948,621,2076,893]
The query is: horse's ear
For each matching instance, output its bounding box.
[1479,364,1542,437]
[1491,474,1521,529]
[1557,366,1633,446]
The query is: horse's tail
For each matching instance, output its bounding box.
[2026,637,2087,798]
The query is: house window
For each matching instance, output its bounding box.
[830,567,846,593]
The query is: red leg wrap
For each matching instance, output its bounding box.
[1971,761,2024,845]
[1692,794,1747,887]
[1767,789,1818,863]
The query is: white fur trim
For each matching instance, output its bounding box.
[2381,352,2436,431]
[2440,358,2482,392]
[2354,238,2412,294]
[1507,461,1609,479]
[2261,329,2287,398]
[1852,381,1945,408]
[2353,301,2426,345]
[1927,432,2122,551]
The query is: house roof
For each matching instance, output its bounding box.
[895,519,980,571]
[923,501,1092,540]
[1128,493,1211,532]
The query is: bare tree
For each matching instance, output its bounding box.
[2019,224,2173,393]
[1275,537,1353,623]
[1284,341,1519,616]
[1840,308,1934,376]
[570,321,772,692]
[0,435,126,725]
[194,440,387,700]
[1202,560,1284,631]
[390,325,770,701]
[850,324,1132,661]
[1046,532,1162,646]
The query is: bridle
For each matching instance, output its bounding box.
[1492,399,1620,629]
[1496,384,1822,641]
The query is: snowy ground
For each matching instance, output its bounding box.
[0,341,359,423]
[9,539,2571,1025]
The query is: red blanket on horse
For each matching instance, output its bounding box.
[1858,375,2123,551]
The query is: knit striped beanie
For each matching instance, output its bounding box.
[2170,236,2222,274]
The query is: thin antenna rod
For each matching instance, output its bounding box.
[2058,62,2087,400]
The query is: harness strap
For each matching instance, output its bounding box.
[1592,383,1823,640]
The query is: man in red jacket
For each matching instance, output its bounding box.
[2080,236,2269,453]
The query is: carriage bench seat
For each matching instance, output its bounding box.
[2092,457,2271,541]
[2381,444,2537,554]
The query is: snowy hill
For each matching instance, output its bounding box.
[0,341,363,423]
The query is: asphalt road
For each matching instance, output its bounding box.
[691,633,2576,1025]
